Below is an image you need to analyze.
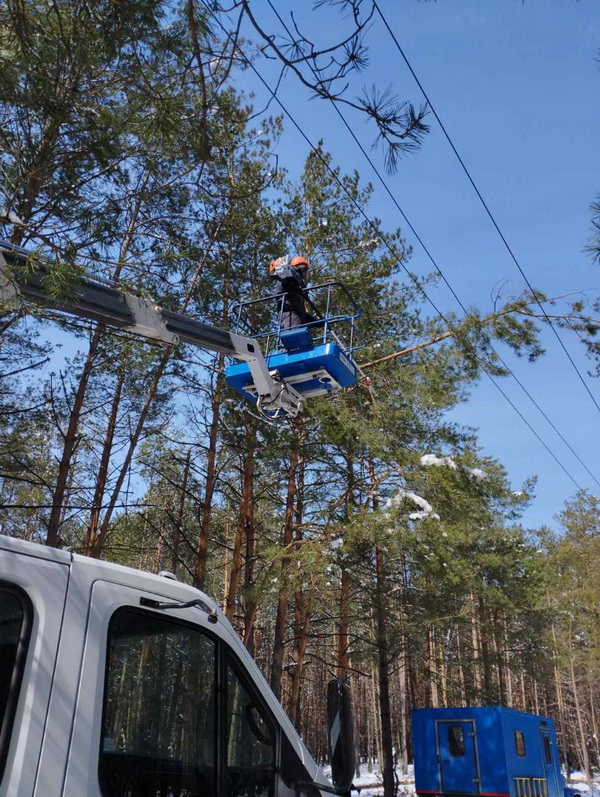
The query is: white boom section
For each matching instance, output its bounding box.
[0,241,302,417]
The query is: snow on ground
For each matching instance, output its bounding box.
[320,763,416,797]
[565,771,600,797]
[320,765,600,797]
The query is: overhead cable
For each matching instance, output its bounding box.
[264,0,599,489]
[207,5,583,490]
[373,0,600,417]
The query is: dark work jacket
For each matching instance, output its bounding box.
[271,266,310,326]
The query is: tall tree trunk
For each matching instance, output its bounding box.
[84,365,125,554]
[478,596,494,703]
[371,656,383,776]
[337,566,351,680]
[550,614,568,770]
[337,454,355,679]
[369,459,394,797]
[520,671,528,713]
[46,333,103,546]
[270,431,298,700]
[194,231,231,589]
[289,578,314,728]
[427,626,439,707]
[171,447,192,576]
[588,674,600,771]
[470,592,483,697]
[242,470,258,654]
[45,175,149,546]
[92,351,171,554]
[493,609,507,706]
[375,544,395,797]
[568,627,591,785]
[399,639,409,771]
[194,358,225,589]
[225,423,256,623]
[288,445,310,726]
[456,631,468,707]
[438,630,448,707]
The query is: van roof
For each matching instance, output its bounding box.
[0,535,218,609]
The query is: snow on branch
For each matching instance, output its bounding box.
[420,453,458,470]
[385,488,440,521]
[421,453,488,482]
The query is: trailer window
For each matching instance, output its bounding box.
[0,585,31,785]
[100,608,217,797]
[543,735,552,764]
[448,725,465,757]
[515,730,526,757]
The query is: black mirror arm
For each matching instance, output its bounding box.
[139,597,219,623]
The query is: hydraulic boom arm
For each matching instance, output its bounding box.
[0,240,302,417]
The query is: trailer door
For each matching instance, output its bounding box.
[436,720,480,795]
[539,729,560,797]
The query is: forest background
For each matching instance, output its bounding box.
[2,3,600,797]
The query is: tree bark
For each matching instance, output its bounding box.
[85,365,125,554]
[47,331,102,546]
[225,423,256,623]
[171,447,192,576]
[375,544,395,797]
[270,431,298,700]
[568,627,591,785]
[478,596,494,703]
[194,358,225,589]
[45,176,149,546]
[337,566,351,680]
[92,351,171,554]
[288,444,309,726]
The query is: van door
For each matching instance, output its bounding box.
[436,720,480,795]
[60,578,318,797]
[0,547,69,797]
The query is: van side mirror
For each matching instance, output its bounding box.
[327,678,356,794]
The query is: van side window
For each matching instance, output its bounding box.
[515,730,526,757]
[100,608,217,797]
[448,725,465,757]
[226,661,276,797]
[0,585,31,784]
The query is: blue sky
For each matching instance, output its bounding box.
[234,0,600,529]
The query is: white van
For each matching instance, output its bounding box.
[0,535,354,797]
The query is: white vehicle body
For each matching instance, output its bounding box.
[0,535,330,797]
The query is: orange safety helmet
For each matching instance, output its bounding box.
[290,256,310,271]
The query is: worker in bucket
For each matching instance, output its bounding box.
[269,255,313,329]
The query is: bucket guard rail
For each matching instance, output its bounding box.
[225,281,367,416]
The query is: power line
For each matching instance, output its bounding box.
[264,0,600,489]
[260,0,593,489]
[207,6,584,491]
[373,0,600,418]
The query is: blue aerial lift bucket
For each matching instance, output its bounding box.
[225,281,364,414]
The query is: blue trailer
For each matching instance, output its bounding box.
[412,707,580,797]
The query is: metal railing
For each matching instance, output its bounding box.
[230,281,364,360]
[514,777,548,797]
